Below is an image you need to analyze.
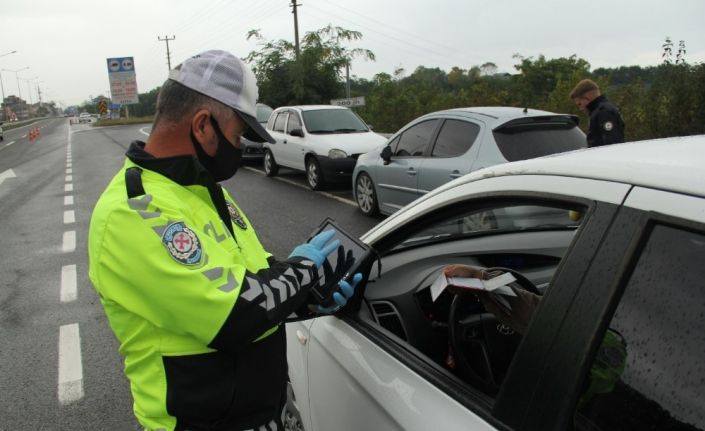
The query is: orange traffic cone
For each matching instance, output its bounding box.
[29,128,35,141]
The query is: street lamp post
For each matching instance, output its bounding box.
[2,66,30,100]
[0,50,18,121]
[20,76,38,105]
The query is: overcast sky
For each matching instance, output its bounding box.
[1,0,703,107]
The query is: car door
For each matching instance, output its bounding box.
[375,119,440,214]
[298,174,632,431]
[417,118,483,194]
[269,111,292,167]
[503,186,705,431]
[284,110,307,171]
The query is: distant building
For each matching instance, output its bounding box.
[2,95,29,121]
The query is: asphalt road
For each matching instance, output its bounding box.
[0,119,382,429]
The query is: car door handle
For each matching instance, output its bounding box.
[296,330,308,345]
[450,170,462,178]
[407,168,417,176]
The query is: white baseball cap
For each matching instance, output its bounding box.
[168,50,275,143]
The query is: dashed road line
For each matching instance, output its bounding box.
[62,230,76,252]
[61,265,77,303]
[58,323,84,404]
[64,195,74,206]
[64,210,75,224]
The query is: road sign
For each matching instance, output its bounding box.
[330,96,366,107]
[107,57,139,105]
[98,100,108,114]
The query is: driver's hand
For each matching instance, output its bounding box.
[441,264,540,334]
[443,264,488,279]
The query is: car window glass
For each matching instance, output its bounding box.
[394,205,582,251]
[287,113,302,133]
[395,120,437,157]
[388,136,401,153]
[366,200,586,401]
[256,104,273,124]
[273,112,288,132]
[574,224,705,431]
[493,125,585,161]
[432,119,480,157]
[302,109,368,133]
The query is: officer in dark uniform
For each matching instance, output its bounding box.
[570,79,625,147]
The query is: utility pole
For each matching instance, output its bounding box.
[158,35,176,71]
[289,0,301,58]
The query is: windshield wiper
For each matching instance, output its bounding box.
[308,129,336,134]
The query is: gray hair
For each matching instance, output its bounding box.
[153,79,233,127]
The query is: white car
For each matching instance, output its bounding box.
[78,112,93,124]
[285,136,705,431]
[263,105,387,190]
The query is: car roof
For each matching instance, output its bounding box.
[417,106,576,129]
[275,105,348,112]
[455,135,705,198]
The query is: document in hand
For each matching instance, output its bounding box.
[430,271,518,311]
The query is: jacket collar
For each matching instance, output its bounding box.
[126,140,211,186]
[587,95,606,113]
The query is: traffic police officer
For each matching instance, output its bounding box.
[570,79,625,147]
[88,50,360,431]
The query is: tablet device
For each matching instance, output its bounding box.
[307,218,371,303]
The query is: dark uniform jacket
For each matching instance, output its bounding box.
[587,95,625,148]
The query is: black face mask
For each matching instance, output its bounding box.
[190,115,243,182]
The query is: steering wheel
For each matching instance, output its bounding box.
[448,267,541,395]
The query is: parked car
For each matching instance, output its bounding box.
[353,107,586,216]
[285,135,705,431]
[264,105,387,190]
[240,103,273,161]
[0,122,4,141]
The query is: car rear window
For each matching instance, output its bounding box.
[493,120,586,162]
[302,109,368,133]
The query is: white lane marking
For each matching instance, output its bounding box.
[0,168,16,186]
[22,134,27,138]
[65,175,73,182]
[66,163,72,169]
[139,127,151,136]
[66,168,72,174]
[61,264,77,303]
[64,210,75,224]
[62,231,76,252]
[64,184,73,192]
[5,140,15,147]
[242,166,357,207]
[64,195,74,206]
[58,323,84,404]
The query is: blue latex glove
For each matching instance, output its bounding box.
[315,273,363,314]
[289,229,341,267]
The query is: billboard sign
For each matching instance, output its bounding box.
[107,57,139,105]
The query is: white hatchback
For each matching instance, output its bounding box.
[263,105,386,190]
[285,135,705,431]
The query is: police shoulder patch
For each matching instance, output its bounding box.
[603,121,614,131]
[162,221,203,265]
[227,202,248,230]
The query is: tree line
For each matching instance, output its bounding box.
[89,26,705,141]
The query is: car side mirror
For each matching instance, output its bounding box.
[289,128,304,138]
[367,124,374,131]
[380,145,392,165]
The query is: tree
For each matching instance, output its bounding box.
[245,25,375,107]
